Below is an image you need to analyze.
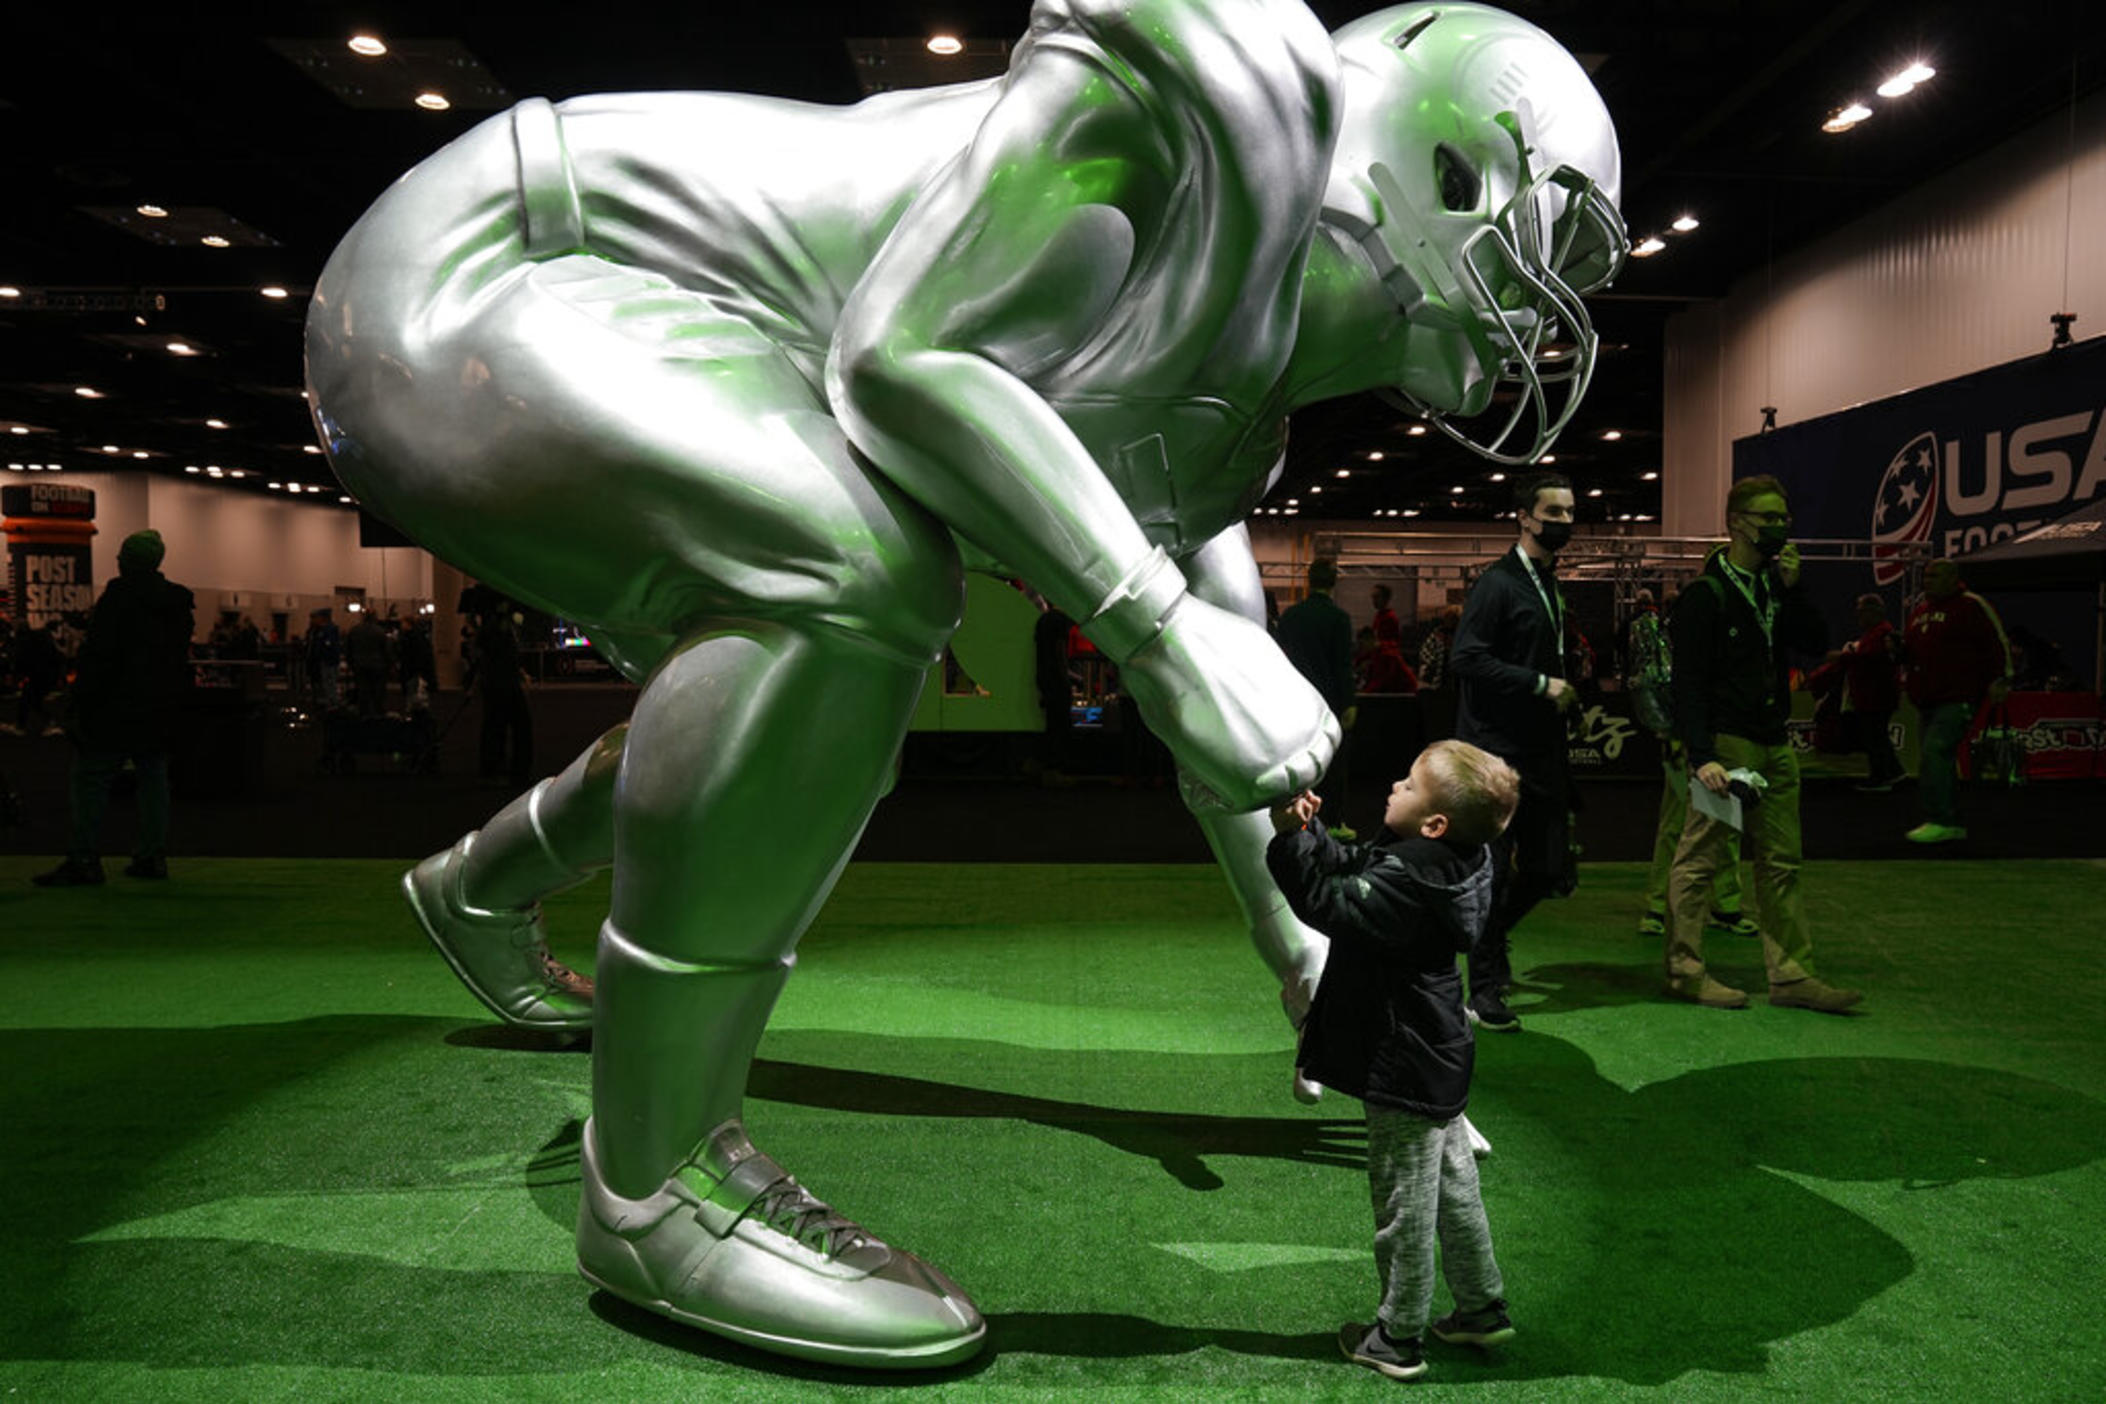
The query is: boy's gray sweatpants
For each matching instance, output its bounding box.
[1367,1104,1504,1336]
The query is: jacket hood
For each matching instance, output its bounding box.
[1385,837,1499,953]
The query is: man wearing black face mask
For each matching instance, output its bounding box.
[1664,475,1862,1014]
[1450,472,1579,1032]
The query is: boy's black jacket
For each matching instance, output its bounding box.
[1265,825,1495,1118]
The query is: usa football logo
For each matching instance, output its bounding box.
[1871,431,1939,585]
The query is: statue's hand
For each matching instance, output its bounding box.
[1119,595,1339,812]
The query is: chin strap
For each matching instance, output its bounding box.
[1080,547,1188,663]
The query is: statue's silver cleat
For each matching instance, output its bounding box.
[403,836,594,1031]
[577,1119,985,1369]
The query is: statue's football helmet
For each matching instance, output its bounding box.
[1325,3,1629,464]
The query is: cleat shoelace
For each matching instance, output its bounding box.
[752,1176,870,1257]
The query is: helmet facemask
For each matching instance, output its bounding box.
[1326,4,1630,465]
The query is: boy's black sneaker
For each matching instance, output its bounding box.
[1467,990,1521,1033]
[1431,1298,1515,1347]
[33,856,104,887]
[1339,1322,1427,1380]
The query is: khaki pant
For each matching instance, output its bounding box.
[1665,735,1815,989]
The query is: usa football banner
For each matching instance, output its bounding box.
[1733,335,2106,584]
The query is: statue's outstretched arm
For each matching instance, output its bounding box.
[827,30,1334,810]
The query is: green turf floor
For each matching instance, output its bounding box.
[5,855,2104,1400]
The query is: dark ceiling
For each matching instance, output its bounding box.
[3,1,2101,532]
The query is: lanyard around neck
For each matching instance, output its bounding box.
[1717,555,1778,648]
[1513,544,1563,660]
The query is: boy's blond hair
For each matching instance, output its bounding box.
[1417,739,1521,845]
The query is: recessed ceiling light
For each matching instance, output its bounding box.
[260,286,290,299]
[1602,429,1623,441]
[1309,485,1323,494]
[1540,454,1557,464]
[1641,470,1660,481]
[0,286,20,298]
[348,34,387,57]
[1823,102,1872,134]
[1367,450,1385,461]
[268,482,283,490]
[339,495,355,504]
[201,235,231,248]
[1450,485,1465,494]
[74,386,103,399]
[168,342,197,356]
[8,426,28,434]
[1488,471,1507,483]
[1335,468,1351,479]
[102,444,119,453]
[132,450,148,459]
[304,444,323,454]
[205,419,228,429]
[1286,498,1299,506]
[137,204,169,219]
[416,92,451,111]
[927,34,963,55]
[1630,236,1667,257]
[1671,214,1700,233]
[228,470,246,479]
[1406,424,1428,436]
[184,465,200,474]
[1877,63,1935,98]
[1587,487,1605,498]
[1402,508,1420,517]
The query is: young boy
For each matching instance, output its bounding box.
[1266,739,1522,1381]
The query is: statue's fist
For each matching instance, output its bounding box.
[1118,595,1339,812]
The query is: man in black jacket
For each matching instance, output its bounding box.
[1449,472,1579,1031]
[1665,475,1861,1012]
[33,530,195,885]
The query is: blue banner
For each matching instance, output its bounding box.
[1734,335,2106,580]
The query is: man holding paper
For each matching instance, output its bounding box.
[1662,475,1863,1013]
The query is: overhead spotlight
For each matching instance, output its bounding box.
[132,450,148,459]
[1487,471,1507,483]
[74,386,103,399]
[137,204,169,219]
[8,426,28,434]
[339,495,355,504]
[102,444,119,454]
[228,470,246,479]
[1406,424,1428,436]
[1630,236,1667,257]
[416,91,451,111]
[1618,513,1633,522]
[201,235,231,249]
[1823,102,1872,134]
[167,342,198,356]
[1335,468,1351,479]
[348,34,387,57]
[1671,214,1700,233]
[1286,498,1299,506]
[1641,470,1660,481]
[184,465,200,473]
[0,286,20,298]
[1876,62,1935,98]
[260,286,290,299]
[268,481,283,490]
[304,444,323,454]
[1367,450,1385,461]
[1401,508,1421,518]
[1539,454,1557,464]
[1586,487,1604,498]
[1450,485,1465,494]
[205,418,228,429]
[1309,485,1323,494]
[1601,429,1623,441]
[926,34,963,55]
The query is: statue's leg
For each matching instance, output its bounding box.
[578,621,984,1368]
[1178,526,1330,1101]
[404,724,629,1030]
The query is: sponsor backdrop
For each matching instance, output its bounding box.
[3,482,99,629]
[1733,337,2104,778]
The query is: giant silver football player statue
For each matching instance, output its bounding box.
[306,0,1623,1371]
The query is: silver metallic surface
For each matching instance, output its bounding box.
[306,0,1623,1367]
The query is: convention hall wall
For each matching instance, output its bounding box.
[61,469,434,637]
[1662,88,2106,538]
